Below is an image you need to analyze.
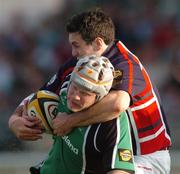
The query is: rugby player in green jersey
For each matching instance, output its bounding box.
[9,8,171,174]
[30,55,134,174]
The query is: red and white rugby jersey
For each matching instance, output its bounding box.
[40,40,171,156]
[103,40,171,155]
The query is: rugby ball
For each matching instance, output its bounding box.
[27,90,59,134]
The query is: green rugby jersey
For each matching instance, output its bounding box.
[40,89,135,174]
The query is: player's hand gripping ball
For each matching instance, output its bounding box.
[27,90,59,134]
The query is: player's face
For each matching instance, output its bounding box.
[69,32,97,58]
[67,82,96,112]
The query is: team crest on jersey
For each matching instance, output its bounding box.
[113,69,123,86]
[118,149,132,162]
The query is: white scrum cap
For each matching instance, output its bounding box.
[70,55,114,101]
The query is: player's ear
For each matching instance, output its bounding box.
[92,37,104,51]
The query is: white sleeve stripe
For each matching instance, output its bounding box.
[94,124,101,152]
[127,108,141,155]
[81,126,91,174]
[111,117,120,168]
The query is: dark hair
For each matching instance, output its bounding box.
[66,8,115,45]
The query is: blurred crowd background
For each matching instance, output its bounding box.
[0,0,179,153]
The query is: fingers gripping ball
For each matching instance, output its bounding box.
[27,90,59,134]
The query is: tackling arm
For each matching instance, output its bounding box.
[53,90,130,136]
[72,90,130,126]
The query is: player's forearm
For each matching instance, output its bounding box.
[75,112,118,126]
[74,97,121,126]
[69,90,130,127]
